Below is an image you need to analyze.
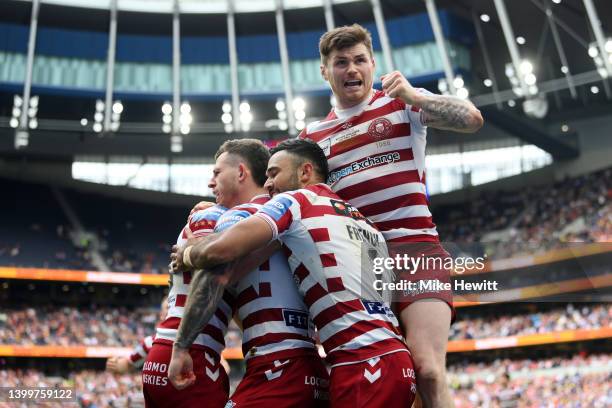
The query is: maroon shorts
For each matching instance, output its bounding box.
[329,351,416,408]
[227,352,329,408]
[142,343,228,408]
[389,242,455,320]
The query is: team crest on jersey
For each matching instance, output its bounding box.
[224,401,236,408]
[367,117,393,140]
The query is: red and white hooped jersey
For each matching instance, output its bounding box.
[300,88,438,243]
[254,184,407,367]
[215,195,316,365]
[155,205,235,360]
[129,335,154,367]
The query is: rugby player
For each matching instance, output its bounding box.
[171,139,417,407]
[169,139,329,407]
[299,24,483,408]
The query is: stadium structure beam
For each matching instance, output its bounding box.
[370,0,394,72]
[16,0,40,148]
[227,0,241,131]
[472,11,502,109]
[104,0,118,133]
[582,0,612,78]
[323,0,335,32]
[275,0,296,136]
[481,107,579,160]
[545,5,577,99]
[424,0,456,95]
[172,0,182,150]
[493,0,530,98]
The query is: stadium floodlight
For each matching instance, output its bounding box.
[94,112,104,123]
[29,95,39,108]
[93,123,103,133]
[278,121,288,131]
[278,111,287,120]
[12,107,21,118]
[112,101,123,114]
[222,101,232,113]
[162,115,172,124]
[180,102,191,114]
[95,99,105,113]
[224,124,234,134]
[438,75,469,99]
[239,101,250,113]
[516,36,526,45]
[295,120,305,131]
[180,112,193,126]
[240,111,253,125]
[13,95,23,108]
[9,118,19,128]
[162,124,172,134]
[80,118,88,126]
[221,113,232,124]
[588,39,612,78]
[275,99,286,112]
[295,110,306,121]
[28,119,38,129]
[162,102,172,115]
[506,60,538,97]
[480,14,490,23]
[180,124,191,135]
[483,78,493,87]
[292,97,306,112]
[591,86,599,94]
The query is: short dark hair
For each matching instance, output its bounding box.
[215,139,270,187]
[319,24,374,66]
[269,139,329,182]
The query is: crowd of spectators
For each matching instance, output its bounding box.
[450,303,611,340]
[0,305,243,350]
[437,167,612,259]
[0,369,143,407]
[0,306,158,347]
[449,354,611,407]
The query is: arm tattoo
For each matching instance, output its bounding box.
[420,95,476,131]
[174,269,225,349]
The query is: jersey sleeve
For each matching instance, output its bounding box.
[188,205,226,237]
[128,335,153,368]
[214,208,252,233]
[253,193,297,240]
[297,128,308,140]
[406,87,435,130]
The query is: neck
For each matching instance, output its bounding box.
[237,185,268,205]
[336,89,373,110]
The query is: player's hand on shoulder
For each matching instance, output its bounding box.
[381,71,421,105]
[189,200,215,216]
[106,356,130,374]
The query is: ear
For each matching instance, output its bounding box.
[300,162,315,183]
[237,163,248,182]
[320,63,328,82]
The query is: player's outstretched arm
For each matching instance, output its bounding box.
[381,70,483,133]
[176,216,274,271]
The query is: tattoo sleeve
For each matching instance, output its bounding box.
[174,269,225,349]
[419,94,481,132]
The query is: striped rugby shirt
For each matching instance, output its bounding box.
[300,88,438,243]
[129,335,153,367]
[215,195,316,365]
[155,205,235,361]
[254,184,407,367]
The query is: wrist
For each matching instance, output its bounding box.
[173,342,189,352]
[407,91,427,108]
[183,245,194,269]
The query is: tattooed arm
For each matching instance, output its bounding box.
[381,70,483,133]
[417,93,483,133]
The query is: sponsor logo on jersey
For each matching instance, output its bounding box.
[283,309,309,330]
[215,210,251,232]
[260,196,292,221]
[318,139,331,157]
[330,199,371,224]
[327,151,401,184]
[367,117,393,140]
[362,300,393,317]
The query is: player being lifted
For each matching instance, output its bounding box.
[169,139,329,407]
[171,139,416,407]
[299,24,483,408]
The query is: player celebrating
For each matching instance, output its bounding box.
[171,139,417,407]
[300,24,484,408]
[142,204,233,408]
[169,139,329,407]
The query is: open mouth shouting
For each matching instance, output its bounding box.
[344,79,363,90]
